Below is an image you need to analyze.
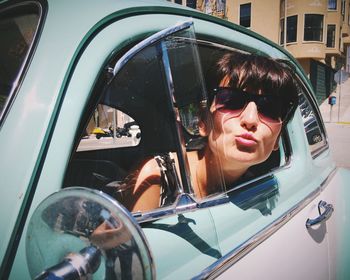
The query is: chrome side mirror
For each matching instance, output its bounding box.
[26,187,155,279]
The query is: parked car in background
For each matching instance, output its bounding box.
[1,0,350,279]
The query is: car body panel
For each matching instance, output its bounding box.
[212,167,350,280]
[142,210,221,279]
[321,168,350,279]
[214,187,331,280]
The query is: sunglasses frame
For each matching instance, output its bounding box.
[212,87,295,126]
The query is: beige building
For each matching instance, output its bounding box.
[172,0,350,101]
[203,0,350,73]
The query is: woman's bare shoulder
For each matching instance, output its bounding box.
[129,158,162,212]
[136,158,161,183]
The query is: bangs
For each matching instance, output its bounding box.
[216,52,299,122]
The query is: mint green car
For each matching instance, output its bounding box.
[1,0,350,279]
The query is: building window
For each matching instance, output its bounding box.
[304,14,324,42]
[287,15,298,43]
[175,0,182,4]
[280,15,298,45]
[186,0,196,8]
[328,0,337,10]
[240,3,251,28]
[327,24,336,48]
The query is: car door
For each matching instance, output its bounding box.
[8,13,223,280]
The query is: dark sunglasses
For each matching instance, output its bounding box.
[213,87,285,124]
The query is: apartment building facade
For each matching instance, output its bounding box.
[171,0,350,102]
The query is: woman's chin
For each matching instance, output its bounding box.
[225,152,262,166]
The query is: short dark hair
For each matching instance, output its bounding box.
[212,52,299,124]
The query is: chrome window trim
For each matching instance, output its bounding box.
[135,193,230,223]
[112,20,193,76]
[195,39,251,55]
[0,1,44,127]
[193,167,337,279]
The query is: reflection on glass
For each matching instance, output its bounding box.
[228,175,279,216]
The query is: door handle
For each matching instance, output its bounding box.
[306,200,334,229]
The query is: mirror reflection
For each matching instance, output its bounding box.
[26,188,154,280]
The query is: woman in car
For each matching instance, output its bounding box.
[123,51,299,212]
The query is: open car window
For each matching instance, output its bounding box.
[64,22,226,215]
[64,22,295,220]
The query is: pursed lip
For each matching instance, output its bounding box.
[235,133,258,147]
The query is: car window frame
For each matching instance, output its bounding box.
[65,21,213,222]
[66,28,301,224]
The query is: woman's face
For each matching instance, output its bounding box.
[201,80,282,173]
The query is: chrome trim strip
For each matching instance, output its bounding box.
[319,166,337,191]
[193,167,337,279]
[112,20,193,76]
[195,39,251,54]
[311,143,330,160]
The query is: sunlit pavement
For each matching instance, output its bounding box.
[77,136,140,152]
[319,77,350,168]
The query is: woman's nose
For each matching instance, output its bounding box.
[240,102,259,130]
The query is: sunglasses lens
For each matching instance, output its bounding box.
[256,96,282,123]
[215,89,246,114]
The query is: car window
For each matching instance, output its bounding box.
[66,39,184,212]
[298,90,327,155]
[65,22,227,215]
[77,105,140,152]
[0,3,41,125]
[64,23,295,220]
